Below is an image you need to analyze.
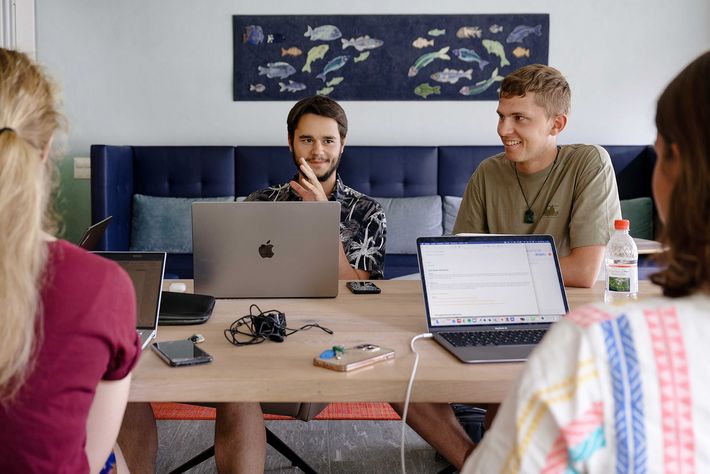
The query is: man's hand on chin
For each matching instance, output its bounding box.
[290,157,328,201]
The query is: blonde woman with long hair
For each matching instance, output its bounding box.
[0,48,140,473]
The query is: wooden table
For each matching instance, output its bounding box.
[130,280,661,404]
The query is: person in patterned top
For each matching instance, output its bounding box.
[247,95,386,280]
[461,51,710,473]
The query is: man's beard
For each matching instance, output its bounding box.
[292,151,341,183]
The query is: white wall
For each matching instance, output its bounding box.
[36,0,710,152]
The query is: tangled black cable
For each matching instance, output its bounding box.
[224,304,333,346]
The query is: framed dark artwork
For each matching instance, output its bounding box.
[233,14,549,101]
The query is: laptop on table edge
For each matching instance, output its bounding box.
[77,215,112,251]
[94,251,166,350]
[417,234,569,363]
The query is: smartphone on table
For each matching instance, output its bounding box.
[313,343,395,372]
[152,340,213,367]
[346,281,381,294]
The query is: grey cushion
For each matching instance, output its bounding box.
[373,196,442,254]
[620,197,654,240]
[443,196,463,235]
[131,194,234,253]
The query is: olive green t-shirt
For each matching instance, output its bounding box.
[452,144,621,257]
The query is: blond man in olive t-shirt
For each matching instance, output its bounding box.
[392,65,621,471]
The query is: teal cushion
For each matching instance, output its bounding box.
[373,196,442,254]
[620,197,654,240]
[130,194,234,253]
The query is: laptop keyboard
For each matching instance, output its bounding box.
[441,329,547,347]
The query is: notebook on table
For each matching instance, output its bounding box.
[94,251,166,350]
[417,235,568,363]
[77,216,112,250]
[192,201,341,298]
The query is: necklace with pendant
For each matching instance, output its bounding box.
[514,147,560,224]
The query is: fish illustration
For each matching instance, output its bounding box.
[341,35,384,52]
[267,33,286,44]
[243,25,264,45]
[481,39,510,67]
[302,44,329,73]
[506,24,543,44]
[408,46,451,77]
[427,28,446,37]
[279,80,307,93]
[249,83,266,93]
[316,86,334,96]
[489,24,504,34]
[281,47,303,57]
[512,47,530,58]
[354,52,370,63]
[451,48,490,70]
[459,68,504,96]
[456,26,482,39]
[414,83,441,99]
[257,62,296,79]
[304,25,342,41]
[316,55,350,81]
[430,68,473,84]
[326,77,344,87]
[412,37,434,49]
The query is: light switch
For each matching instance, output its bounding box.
[74,157,90,179]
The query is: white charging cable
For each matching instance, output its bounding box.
[401,332,433,474]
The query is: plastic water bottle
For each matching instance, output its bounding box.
[604,219,638,303]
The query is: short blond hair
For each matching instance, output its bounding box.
[500,64,571,117]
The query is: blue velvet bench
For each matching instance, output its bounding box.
[90,144,657,279]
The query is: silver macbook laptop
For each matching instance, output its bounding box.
[95,251,166,350]
[192,201,340,298]
[78,215,112,251]
[417,235,568,363]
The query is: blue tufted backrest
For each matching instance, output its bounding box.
[235,146,295,197]
[438,146,504,196]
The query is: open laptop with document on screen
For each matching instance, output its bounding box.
[417,235,568,363]
[192,201,340,298]
[94,251,166,350]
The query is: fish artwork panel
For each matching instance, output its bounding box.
[456,26,482,39]
[412,37,434,49]
[341,35,384,52]
[481,39,510,67]
[512,47,530,58]
[279,80,307,92]
[258,61,297,79]
[302,44,329,73]
[408,46,451,77]
[243,25,264,45]
[427,28,446,37]
[326,77,344,87]
[316,55,350,81]
[316,86,334,96]
[354,52,370,63]
[489,24,504,34]
[304,25,342,41]
[249,83,266,93]
[281,47,303,57]
[506,24,543,43]
[451,48,489,70]
[430,68,473,84]
[414,83,441,99]
[459,67,504,96]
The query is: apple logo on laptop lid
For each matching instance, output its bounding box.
[259,240,275,258]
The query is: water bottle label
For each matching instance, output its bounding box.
[606,264,638,293]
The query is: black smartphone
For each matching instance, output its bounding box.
[346,281,381,294]
[151,340,213,367]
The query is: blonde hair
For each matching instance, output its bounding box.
[0,48,62,402]
[500,64,571,117]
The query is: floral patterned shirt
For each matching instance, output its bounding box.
[246,174,387,279]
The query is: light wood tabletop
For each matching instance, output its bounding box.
[130,280,661,404]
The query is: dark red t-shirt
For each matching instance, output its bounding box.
[0,240,141,472]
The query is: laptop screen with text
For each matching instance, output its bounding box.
[418,236,568,329]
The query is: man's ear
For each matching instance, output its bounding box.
[340,136,347,154]
[549,114,567,137]
[287,135,293,152]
